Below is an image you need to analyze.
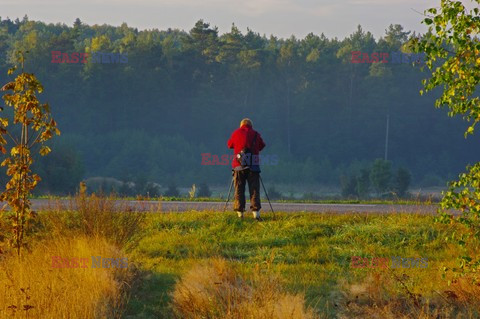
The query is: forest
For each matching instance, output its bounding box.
[0,16,478,195]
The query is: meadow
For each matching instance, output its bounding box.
[1,195,479,318]
[124,211,479,318]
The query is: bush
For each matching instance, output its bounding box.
[419,173,444,187]
[302,192,321,200]
[134,175,147,195]
[164,181,180,197]
[340,175,357,197]
[394,167,411,197]
[197,182,212,197]
[84,177,122,194]
[35,142,85,195]
[356,168,371,198]
[268,185,282,200]
[118,181,134,197]
[370,159,392,195]
[145,182,161,197]
[171,259,316,319]
[47,183,146,249]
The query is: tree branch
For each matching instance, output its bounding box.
[6,131,18,145]
[28,130,42,149]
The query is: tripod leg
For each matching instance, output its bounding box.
[259,175,275,219]
[223,177,234,212]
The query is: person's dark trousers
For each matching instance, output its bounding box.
[233,169,261,212]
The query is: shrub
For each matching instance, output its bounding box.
[340,167,371,198]
[171,258,317,319]
[340,175,357,197]
[338,271,480,318]
[164,181,180,197]
[268,185,282,200]
[394,167,411,197]
[197,182,212,197]
[356,168,371,198]
[47,183,146,249]
[145,182,160,197]
[370,159,392,195]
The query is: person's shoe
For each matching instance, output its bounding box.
[252,211,262,221]
[237,211,244,218]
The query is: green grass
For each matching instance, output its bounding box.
[124,211,458,318]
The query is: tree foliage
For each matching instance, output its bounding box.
[0,52,59,254]
[413,0,480,278]
[197,182,212,197]
[394,167,411,197]
[0,18,477,191]
[370,159,392,195]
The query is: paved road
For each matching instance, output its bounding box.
[31,199,439,214]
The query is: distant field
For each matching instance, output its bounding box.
[32,195,438,205]
[33,185,446,204]
[27,198,440,214]
[124,211,477,318]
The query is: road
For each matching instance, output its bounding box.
[31,199,439,214]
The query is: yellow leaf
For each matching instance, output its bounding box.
[39,145,51,156]
[10,147,19,156]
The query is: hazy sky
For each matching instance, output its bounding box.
[0,0,468,39]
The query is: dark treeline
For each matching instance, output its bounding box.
[0,16,478,195]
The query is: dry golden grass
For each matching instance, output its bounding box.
[337,270,480,319]
[0,190,145,319]
[171,258,319,319]
[0,235,132,318]
[44,191,147,249]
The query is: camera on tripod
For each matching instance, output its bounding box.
[236,149,252,168]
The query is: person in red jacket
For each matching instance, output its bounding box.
[227,118,266,220]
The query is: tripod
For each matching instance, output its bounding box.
[223,171,275,219]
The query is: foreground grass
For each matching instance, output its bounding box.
[1,202,476,318]
[125,211,475,318]
[0,193,146,319]
[0,235,131,318]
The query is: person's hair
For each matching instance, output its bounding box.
[240,118,253,127]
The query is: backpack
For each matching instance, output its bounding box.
[236,132,258,169]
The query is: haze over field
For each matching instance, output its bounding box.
[1,0,480,197]
[1,15,479,195]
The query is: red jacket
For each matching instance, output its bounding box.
[227,125,266,170]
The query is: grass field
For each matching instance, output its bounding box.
[124,211,478,318]
[1,196,479,318]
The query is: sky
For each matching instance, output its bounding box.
[0,0,473,39]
